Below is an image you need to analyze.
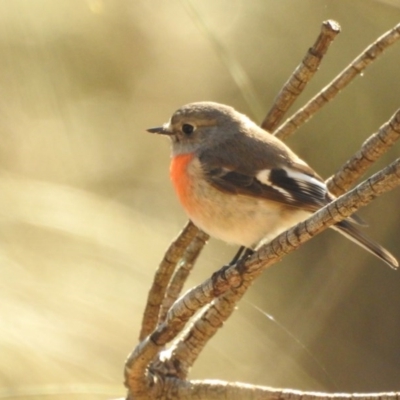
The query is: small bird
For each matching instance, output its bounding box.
[148,101,398,269]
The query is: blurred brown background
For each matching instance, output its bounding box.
[0,1,400,399]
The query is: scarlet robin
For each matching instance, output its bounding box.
[148,101,398,269]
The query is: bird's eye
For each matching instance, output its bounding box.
[182,124,195,135]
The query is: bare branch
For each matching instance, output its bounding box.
[165,283,249,379]
[251,159,400,271]
[124,336,159,399]
[139,221,203,340]
[274,22,400,141]
[327,108,400,196]
[262,20,341,132]
[159,230,209,323]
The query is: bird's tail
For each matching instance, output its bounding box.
[333,220,398,269]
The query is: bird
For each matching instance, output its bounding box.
[147,101,398,269]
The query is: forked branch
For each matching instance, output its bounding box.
[274,22,400,140]
[139,221,204,340]
[262,20,341,132]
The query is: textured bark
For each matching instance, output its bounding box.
[140,221,203,341]
[274,23,400,141]
[159,230,209,323]
[326,108,400,196]
[262,20,341,132]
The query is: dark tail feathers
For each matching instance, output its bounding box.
[332,220,398,269]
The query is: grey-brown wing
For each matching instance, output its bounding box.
[202,161,328,212]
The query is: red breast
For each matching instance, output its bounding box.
[170,153,198,214]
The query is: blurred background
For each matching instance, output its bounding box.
[0,0,400,399]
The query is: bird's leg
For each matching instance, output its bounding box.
[212,246,254,288]
[229,246,254,265]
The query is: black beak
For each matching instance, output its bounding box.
[146,125,172,135]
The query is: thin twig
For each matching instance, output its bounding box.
[326,108,400,196]
[164,284,249,379]
[262,20,341,132]
[139,221,201,340]
[159,230,209,323]
[252,160,400,270]
[126,158,400,399]
[274,22,400,141]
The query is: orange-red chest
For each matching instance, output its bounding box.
[170,153,197,213]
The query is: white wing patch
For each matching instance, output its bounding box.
[256,169,294,200]
[255,166,327,207]
[283,168,327,193]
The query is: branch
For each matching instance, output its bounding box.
[139,221,203,340]
[159,229,209,323]
[274,22,400,140]
[251,158,399,270]
[164,281,249,379]
[326,108,400,196]
[261,20,341,132]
